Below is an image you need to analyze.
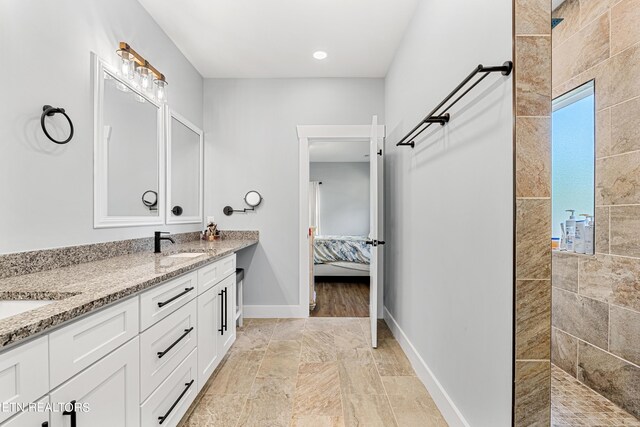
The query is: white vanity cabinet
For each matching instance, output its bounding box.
[49,337,140,427]
[0,253,239,427]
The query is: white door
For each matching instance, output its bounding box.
[2,396,49,427]
[217,275,236,354]
[197,286,220,390]
[369,115,384,348]
[50,337,140,427]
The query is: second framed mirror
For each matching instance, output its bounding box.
[166,110,204,224]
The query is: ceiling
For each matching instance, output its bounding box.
[309,141,370,162]
[137,0,419,78]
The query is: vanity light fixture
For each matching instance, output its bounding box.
[116,42,168,102]
[313,51,328,60]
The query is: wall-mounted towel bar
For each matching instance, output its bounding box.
[396,61,513,148]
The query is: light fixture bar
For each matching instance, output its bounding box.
[117,42,166,82]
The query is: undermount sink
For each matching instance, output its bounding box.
[0,300,54,321]
[166,252,206,259]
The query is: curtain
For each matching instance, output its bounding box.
[309,181,321,235]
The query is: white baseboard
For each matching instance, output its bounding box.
[243,305,307,318]
[383,307,470,427]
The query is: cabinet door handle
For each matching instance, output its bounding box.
[62,400,77,427]
[158,380,195,424]
[157,327,194,358]
[42,422,49,427]
[223,287,228,332]
[218,290,224,334]
[157,287,194,308]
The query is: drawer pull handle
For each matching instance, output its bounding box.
[157,327,194,358]
[62,400,77,427]
[223,287,228,332]
[157,287,194,308]
[42,422,49,427]
[158,380,195,424]
[218,290,224,334]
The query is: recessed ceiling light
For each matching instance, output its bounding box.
[313,51,328,60]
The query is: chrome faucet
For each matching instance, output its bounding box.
[154,231,175,253]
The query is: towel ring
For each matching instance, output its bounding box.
[41,105,74,145]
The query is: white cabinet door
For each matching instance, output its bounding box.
[0,336,48,424]
[196,285,220,391]
[1,395,49,427]
[49,337,140,427]
[217,275,236,354]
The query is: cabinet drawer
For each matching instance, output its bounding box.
[0,395,49,427]
[0,336,48,424]
[140,272,197,331]
[49,296,139,388]
[140,299,197,401]
[197,254,236,295]
[141,348,198,427]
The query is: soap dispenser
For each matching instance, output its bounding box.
[565,210,576,252]
[583,214,594,255]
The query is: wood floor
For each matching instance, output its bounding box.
[180,318,448,427]
[311,277,369,317]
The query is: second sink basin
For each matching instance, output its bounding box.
[166,252,206,258]
[0,300,54,321]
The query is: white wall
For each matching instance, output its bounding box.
[310,162,370,236]
[0,0,203,254]
[384,1,513,426]
[203,78,384,308]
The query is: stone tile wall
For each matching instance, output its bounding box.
[551,0,640,418]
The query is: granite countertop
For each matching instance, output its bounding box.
[0,238,257,349]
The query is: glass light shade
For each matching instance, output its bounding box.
[136,66,153,92]
[117,50,135,79]
[154,79,168,103]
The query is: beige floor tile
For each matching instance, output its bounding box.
[342,394,398,427]
[273,318,307,340]
[387,394,448,427]
[257,340,302,379]
[301,330,338,363]
[306,317,363,336]
[372,339,415,376]
[383,376,448,426]
[293,362,343,417]
[183,394,247,427]
[291,415,345,427]
[206,350,264,395]
[231,320,277,352]
[338,358,385,395]
[237,377,296,427]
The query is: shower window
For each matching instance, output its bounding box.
[552,80,595,255]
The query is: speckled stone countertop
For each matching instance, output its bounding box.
[0,238,257,349]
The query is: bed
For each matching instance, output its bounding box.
[313,235,371,277]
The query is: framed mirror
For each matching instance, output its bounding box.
[166,110,203,224]
[93,54,165,228]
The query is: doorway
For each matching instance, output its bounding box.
[297,118,385,347]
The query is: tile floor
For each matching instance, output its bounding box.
[180,317,448,427]
[551,365,640,427]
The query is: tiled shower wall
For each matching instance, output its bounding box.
[513,0,553,425]
[551,0,640,419]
